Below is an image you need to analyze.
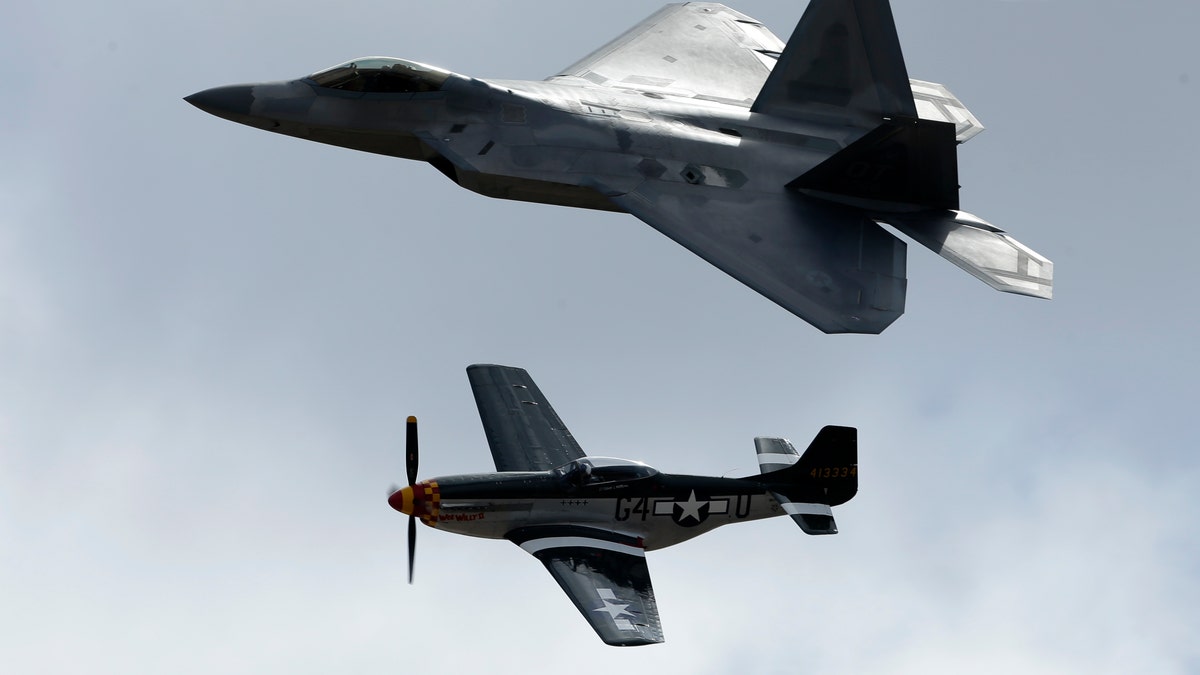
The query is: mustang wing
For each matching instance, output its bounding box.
[466,364,585,472]
[549,3,784,106]
[609,183,907,334]
[508,526,662,646]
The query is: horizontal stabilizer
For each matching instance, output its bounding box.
[884,210,1053,299]
[911,79,984,143]
[755,437,800,474]
[772,496,838,535]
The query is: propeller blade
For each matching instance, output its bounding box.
[407,514,417,584]
[405,415,418,487]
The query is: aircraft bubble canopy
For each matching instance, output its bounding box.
[308,57,450,93]
[555,457,659,485]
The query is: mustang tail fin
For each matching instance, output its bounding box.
[754,426,857,535]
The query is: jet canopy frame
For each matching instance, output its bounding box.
[308,57,450,93]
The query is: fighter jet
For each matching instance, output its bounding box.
[187,0,1052,333]
[391,364,857,645]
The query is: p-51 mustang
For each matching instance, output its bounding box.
[390,364,857,645]
[187,0,1052,334]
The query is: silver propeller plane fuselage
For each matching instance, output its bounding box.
[389,365,858,646]
[188,0,1053,334]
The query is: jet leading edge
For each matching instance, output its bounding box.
[390,364,857,646]
[188,0,1053,334]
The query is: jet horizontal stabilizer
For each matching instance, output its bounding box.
[883,210,1054,299]
[911,78,985,143]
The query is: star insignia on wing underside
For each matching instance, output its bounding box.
[594,588,638,630]
[594,599,635,620]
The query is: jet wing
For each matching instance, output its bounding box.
[466,364,586,472]
[608,183,907,334]
[549,3,784,106]
[508,526,662,646]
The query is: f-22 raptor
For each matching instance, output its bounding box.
[391,364,857,645]
[187,0,1053,333]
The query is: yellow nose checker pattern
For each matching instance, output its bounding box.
[394,481,441,526]
[418,481,440,527]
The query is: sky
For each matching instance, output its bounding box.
[2,0,1198,672]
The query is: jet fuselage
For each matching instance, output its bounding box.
[187,68,858,214]
[187,0,1052,334]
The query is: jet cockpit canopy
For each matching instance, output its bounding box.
[555,457,659,487]
[308,57,450,93]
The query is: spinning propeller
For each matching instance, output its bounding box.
[405,415,417,583]
[387,415,420,583]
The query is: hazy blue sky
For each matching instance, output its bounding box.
[3,1,1198,672]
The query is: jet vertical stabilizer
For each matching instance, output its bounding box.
[752,0,916,125]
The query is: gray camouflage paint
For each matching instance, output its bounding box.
[187,0,1052,335]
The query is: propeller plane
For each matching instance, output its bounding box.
[390,365,858,646]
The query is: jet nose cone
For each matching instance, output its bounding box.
[389,486,416,515]
[184,84,255,121]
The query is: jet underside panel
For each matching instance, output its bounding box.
[466,364,586,472]
[550,3,783,105]
[608,183,907,334]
